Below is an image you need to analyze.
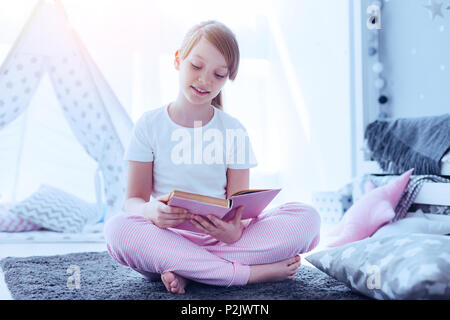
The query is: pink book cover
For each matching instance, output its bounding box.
[168,189,281,234]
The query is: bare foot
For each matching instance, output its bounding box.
[161,271,190,294]
[248,254,301,284]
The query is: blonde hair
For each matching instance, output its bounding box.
[178,20,240,110]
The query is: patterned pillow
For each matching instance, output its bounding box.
[10,185,98,233]
[0,205,42,232]
[306,233,450,299]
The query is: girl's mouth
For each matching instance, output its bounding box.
[191,86,210,96]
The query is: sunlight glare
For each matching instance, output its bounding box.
[263,0,312,143]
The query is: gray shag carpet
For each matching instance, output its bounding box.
[0,251,368,300]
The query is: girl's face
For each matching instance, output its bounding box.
[175,37,229,106]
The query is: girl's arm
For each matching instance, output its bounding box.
[226,168,252,226]
[124,160,153,215]
[226,168,250,198]
[125,161,190,227]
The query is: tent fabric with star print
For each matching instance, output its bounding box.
[0,0,133,221]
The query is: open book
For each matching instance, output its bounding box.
[167,188,281,233]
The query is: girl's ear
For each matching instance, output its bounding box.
[174,50,181,71]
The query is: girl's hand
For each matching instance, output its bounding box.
[144,193,192,229]
[190,206,245,244]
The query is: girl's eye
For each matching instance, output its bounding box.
[191,63,225,79]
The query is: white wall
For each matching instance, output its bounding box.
[265,0,353,203]
[355,0,450,176]
[0,0,354,204]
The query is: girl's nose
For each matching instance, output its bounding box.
[198,73,206,82]
[198,70,212,85]
[197,77,210,87]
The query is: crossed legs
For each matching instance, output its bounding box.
[104,202,321,293]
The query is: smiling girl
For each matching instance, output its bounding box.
[104,21,320,294]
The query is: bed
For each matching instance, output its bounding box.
[308,146,450,299]
[415,151,450,206]
[307,0,450,297]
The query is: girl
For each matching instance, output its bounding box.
[104,20,320,294]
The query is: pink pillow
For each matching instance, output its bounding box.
[325,168,414,247]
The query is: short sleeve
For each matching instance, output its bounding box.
[124,114,154,162]
[226,122,258,170]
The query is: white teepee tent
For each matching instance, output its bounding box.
[0,0,133,220]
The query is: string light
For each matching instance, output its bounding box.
[367,0,389,119]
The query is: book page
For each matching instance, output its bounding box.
[170,190,230,208]
[231,189,271,197]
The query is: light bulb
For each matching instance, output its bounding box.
[372,62,383,74]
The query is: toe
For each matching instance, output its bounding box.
[161,278,170,291]
[290,262,301,272]
[162,272,171,281]
[162,272,176,291]
[171,278,179,289]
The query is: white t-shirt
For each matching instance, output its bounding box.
[124,104,258,200]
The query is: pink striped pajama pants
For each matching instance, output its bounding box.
[104,202,321,287]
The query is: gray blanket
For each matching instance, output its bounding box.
[365,114,450,175]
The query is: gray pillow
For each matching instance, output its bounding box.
[306,233,450,299]
[10,184,98,233]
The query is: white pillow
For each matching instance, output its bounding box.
[10,185,98,233]
[372,210,450,238]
